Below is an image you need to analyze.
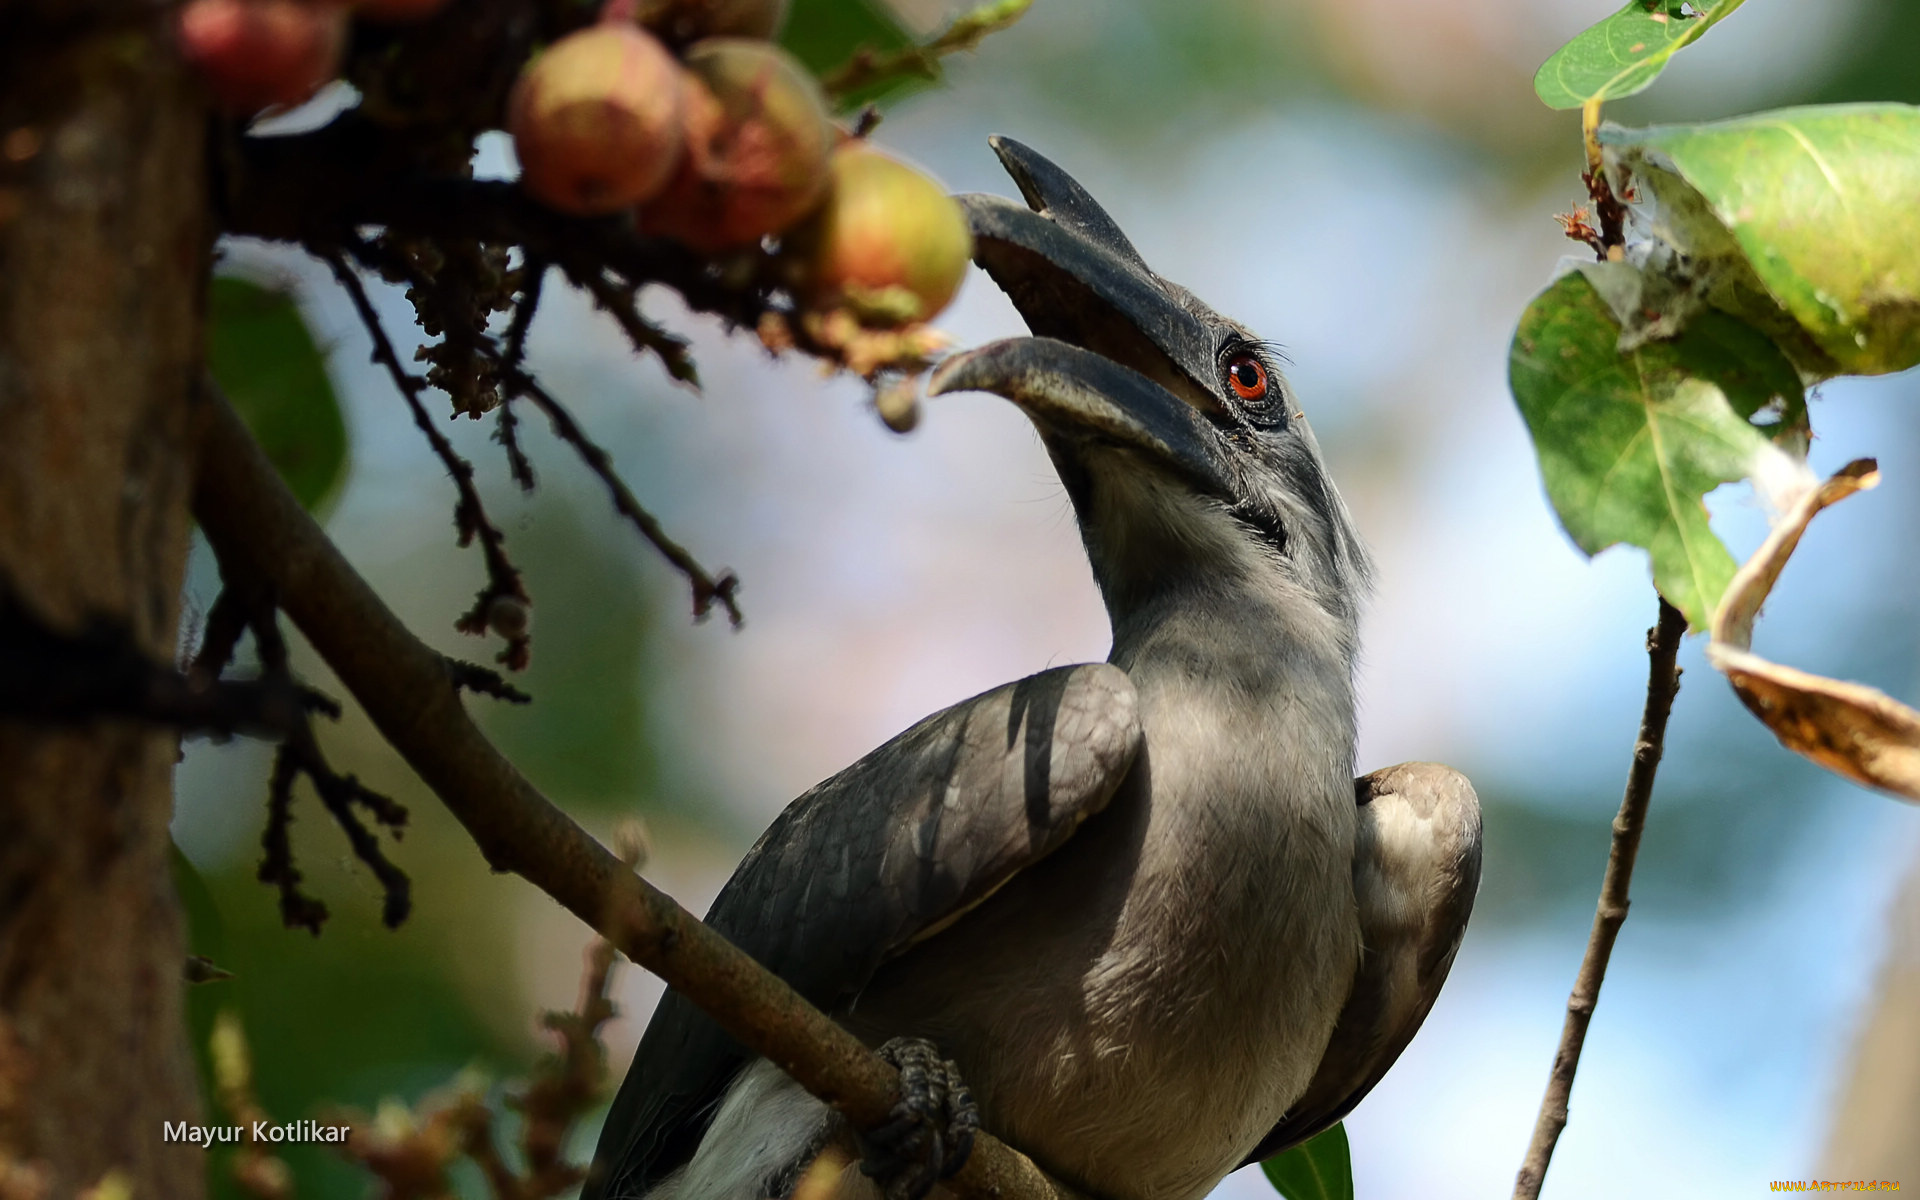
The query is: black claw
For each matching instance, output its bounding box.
[858,1037,980,1200]
[942,1085,979,1180]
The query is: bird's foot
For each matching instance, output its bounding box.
[857,1037,979,1200]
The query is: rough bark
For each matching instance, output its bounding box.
[0,4,208,1198]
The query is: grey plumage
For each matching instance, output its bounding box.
[586,138,1481,1200]
[592,665,1143,1196]
[1242,763,1482,1163]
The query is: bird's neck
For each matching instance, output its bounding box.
[1079,464,1362,747]
[1114,580,1354,670]
[1107,570,1359,755]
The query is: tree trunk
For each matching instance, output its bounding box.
[0,3,208,1198]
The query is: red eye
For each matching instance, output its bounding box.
[1226,355,1268,401]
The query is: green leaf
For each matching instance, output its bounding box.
[780,0,922,109]
[1510,269,1806,629]
[1602,104,1920,376]
[1533,0,1746,111]
[207,277,348,512]
[1261,1124,1353,1200]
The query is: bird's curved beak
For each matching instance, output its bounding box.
[927,138,1234,497]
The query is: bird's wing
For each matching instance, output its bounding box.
[588,663,1143,1199]
[1243,762,1483,1166]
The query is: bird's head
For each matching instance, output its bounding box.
[931,138,1370,659]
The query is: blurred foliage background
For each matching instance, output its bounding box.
[174,1,1920,1197]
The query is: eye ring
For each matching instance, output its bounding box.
[1226,354,1268,402]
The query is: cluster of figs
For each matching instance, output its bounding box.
[176,0,974,329]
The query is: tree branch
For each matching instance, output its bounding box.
[0,576,299,737]
[189,383,1091,1200]
[219,115,938,379]
[1512,597,1686,1200]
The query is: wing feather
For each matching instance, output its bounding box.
[587,663,1143,1199]
[1244,761,1482,1166]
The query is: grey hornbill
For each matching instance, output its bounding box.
[585,139,1482,1200]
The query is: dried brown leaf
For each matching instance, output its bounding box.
[1706,457,1920,802]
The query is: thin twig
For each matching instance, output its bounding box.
[323,251,533,668]
[248,592,413,932]
[502,256,545,374]
[498,259,545,491]
[563,264,699,387]
[190,558,415,933]
[460,1110,527,1200]
[498,396,536,492]
[1579,99,1628,261]
[1512,598,1686,1200]
[446,656,534,704]
[260,739,330,935]
[334,931,624,1200]
[188,585,253,686]
[500,364,743,627]
[287,722,414,931]
[338,240,742,632]
[1516,105,1662,1195]
[821,0,1033,101]
[192,381,1087,1200]
[516,937,619,1193]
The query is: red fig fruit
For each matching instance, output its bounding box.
[507,24,684,217]
[178,0,347,114]
[789,145,973,327]
[639,39,832,253]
